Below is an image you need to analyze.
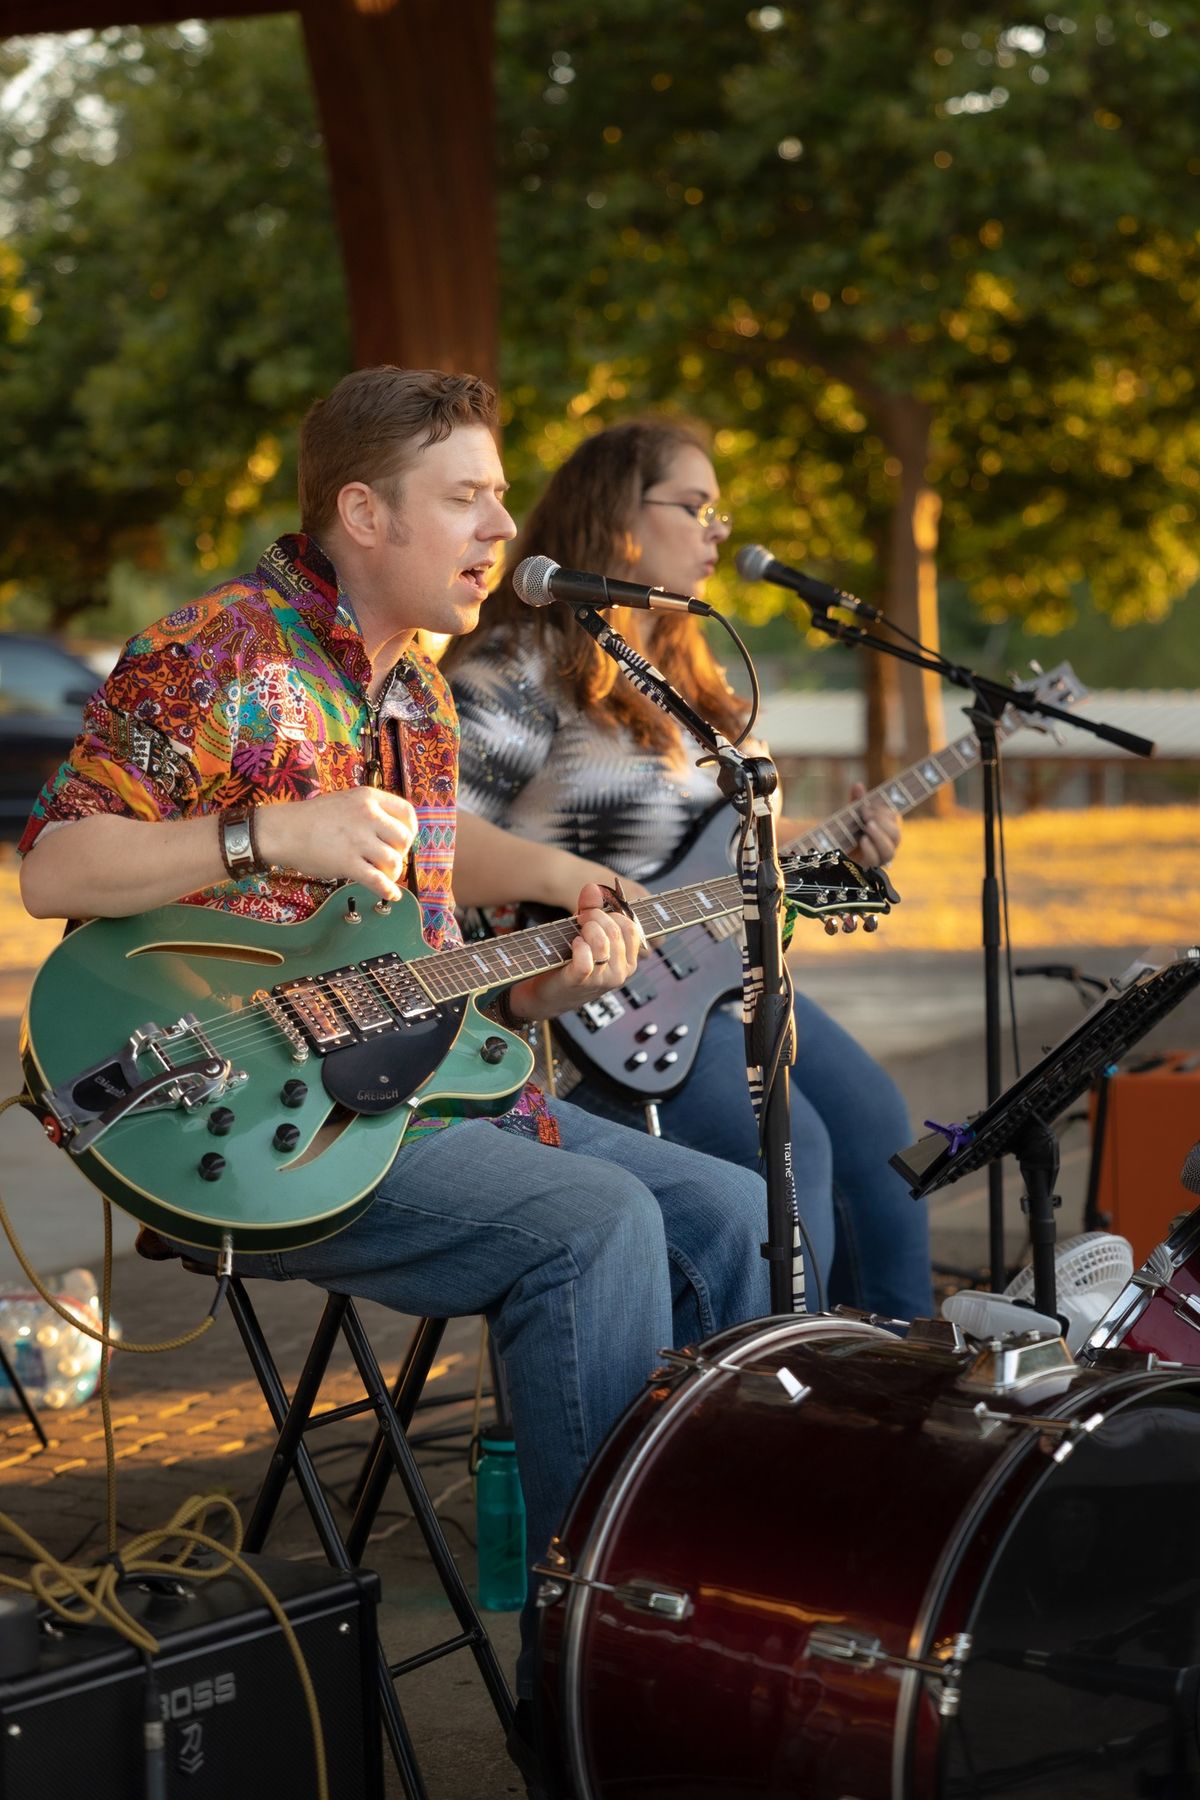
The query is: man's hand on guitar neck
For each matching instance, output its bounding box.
[504,882,645,1025]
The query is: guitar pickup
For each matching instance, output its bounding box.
[41,1017,233,1153]
[579,993,626,1032]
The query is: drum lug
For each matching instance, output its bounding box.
[957,1331,1075,1395]
[805,1626,973,1717]
[970,1401,1107,1462]
[534,1536,571,1608]
[532,1569,692,1621]
[532,1539,693,1620]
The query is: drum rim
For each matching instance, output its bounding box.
[1086,1207,1200,1356]
[557,1313,891,1800]
[894,1363,1200,1798]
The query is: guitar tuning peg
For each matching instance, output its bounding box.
[823,919,839,936]
[863,915,879,932]
[841,915,859,934]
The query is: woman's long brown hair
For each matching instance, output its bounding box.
[443,418,749,753]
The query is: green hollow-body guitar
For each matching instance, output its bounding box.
[20,852,896,1254]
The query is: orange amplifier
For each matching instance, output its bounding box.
[1088,1050,1200,1261]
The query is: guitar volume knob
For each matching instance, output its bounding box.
[626,1050,649,1069]
[655,1051,679,1070]
[666,1024,689,1042]
[280,1079,308,1108]
[272,1123,301,1152]
[480,1037,509,1065]
[207,1107,235,1136]
[636,1023,658,1041]
[198,1152,226,1182]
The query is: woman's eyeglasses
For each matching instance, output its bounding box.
[643,499,732,532]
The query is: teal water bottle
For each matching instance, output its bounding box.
[475,1432,527,1610]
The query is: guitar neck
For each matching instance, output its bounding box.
[783,718,1007,858]
[416,875,745,1005]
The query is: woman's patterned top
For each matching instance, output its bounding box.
[451,635,724,881]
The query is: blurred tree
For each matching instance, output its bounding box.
[497,0,1200,782]
[0,20,347,632]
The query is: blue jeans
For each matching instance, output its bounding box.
[569,993,933,1320]
[228,1098,770,1694]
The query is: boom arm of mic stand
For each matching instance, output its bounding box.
[564,604,805,1315]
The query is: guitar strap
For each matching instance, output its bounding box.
[736,801,806,1313]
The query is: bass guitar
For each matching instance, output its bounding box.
[20,850,895,1252]
[540,662,1087,1102]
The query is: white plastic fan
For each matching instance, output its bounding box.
[1003,1230,1135,1352]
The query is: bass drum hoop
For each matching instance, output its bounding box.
[1083,1204,1200,1360]
[557,1313,895,1800]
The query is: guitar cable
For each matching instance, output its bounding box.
[0,1091,331,1800]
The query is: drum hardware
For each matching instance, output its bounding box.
[655,1344,811,1403]
[832,1303,913,1334]
[901,1316,968,1352]
[805,1626,974,1718]
[956,1330,1076,1394]
[968,1400,1107,1461]
[1087,1345,1181,1373]
[1126,1243,1200,1329]
[532,1538,692,1621]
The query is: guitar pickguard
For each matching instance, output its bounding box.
[321,1000,467,1114]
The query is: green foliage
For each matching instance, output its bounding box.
[497,0,1200,630]
[0,20,348,629]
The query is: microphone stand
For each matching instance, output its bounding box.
[563,604,805,1315]
[785,597,1154,1296]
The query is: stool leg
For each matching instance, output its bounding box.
[226,1281,432,1800]
[229,1281,346,1554]
[340,1302,516,1733]
[346,1315,447,1563]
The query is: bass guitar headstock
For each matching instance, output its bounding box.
[779,849,899,937]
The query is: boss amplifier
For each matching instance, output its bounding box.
[0,1554,382,1799]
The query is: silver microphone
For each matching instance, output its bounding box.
[735,543,880,621]
[513,555,711,615]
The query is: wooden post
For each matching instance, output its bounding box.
[299,0,497,382]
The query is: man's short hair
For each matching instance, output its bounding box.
[298,366,498,536]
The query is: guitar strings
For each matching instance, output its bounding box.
[104,858,848,1066]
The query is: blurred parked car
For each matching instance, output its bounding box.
[0,633,99,838]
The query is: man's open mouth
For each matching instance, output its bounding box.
[458,563,491,596]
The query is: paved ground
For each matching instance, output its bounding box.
[0,938,1197,1797]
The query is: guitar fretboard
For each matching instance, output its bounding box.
[414,873,747,1004]
[785,721,1000,858]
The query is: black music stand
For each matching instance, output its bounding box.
[891,947,1200,1320]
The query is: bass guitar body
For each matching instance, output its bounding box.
[20,885,532,1254]
[541,806,742,1101]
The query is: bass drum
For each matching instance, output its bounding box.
[1081,1203,1200,1366]
[537,1313,1200,1800]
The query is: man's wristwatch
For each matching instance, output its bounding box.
[218,805,266,880]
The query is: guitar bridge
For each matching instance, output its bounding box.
[40,1017,233,1154]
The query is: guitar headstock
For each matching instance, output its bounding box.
[1005,661,1089,739]
[780,849,899,937]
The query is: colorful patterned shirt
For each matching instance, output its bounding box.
[21,534,556,1143]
